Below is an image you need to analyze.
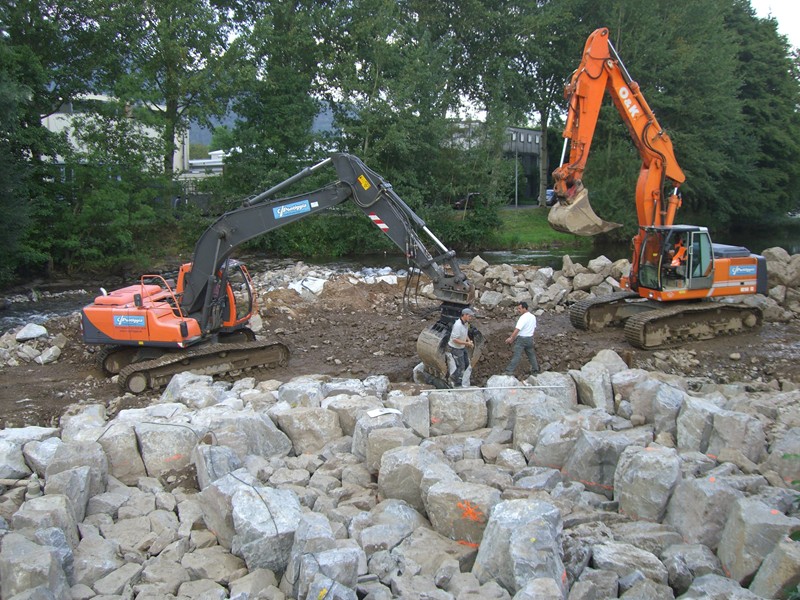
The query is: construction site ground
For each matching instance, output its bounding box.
[1,276,799,429]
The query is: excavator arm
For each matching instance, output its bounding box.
[550,27,686,236]
[180,153,474,335]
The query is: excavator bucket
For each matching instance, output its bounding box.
[416,323,485,384]
[548,186,621,236]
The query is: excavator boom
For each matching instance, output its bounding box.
[550,27,685,236]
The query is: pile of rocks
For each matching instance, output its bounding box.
[1,348,798,599]
[0,323,69,368]
[444,247,799,320]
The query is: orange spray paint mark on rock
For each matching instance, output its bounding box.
[458,500,485,523]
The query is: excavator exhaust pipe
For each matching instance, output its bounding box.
[548,185,621,237]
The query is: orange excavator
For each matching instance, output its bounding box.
[81,153,482,393]
[549,27,766,348]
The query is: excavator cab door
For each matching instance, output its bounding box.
[636,228,668,290]
[660,230,690,289]
[686,230,714,290]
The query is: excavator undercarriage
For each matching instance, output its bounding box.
[115,340,290,394]
[570,292,763,349]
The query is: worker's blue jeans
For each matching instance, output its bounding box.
[505,336,539,375]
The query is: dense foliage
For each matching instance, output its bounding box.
[1,0,798,286]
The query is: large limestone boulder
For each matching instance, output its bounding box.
[614,445,681,522]
[472,499,565,596]
[717,497,800,584]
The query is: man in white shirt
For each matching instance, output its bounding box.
[504,301,539,376]
[448,307,475,387]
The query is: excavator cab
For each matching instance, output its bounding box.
[636,226,714,293]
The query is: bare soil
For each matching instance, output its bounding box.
[1,277,799,429]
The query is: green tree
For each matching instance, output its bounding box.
[0,41,33,284]
[220,0,328,193]
[1,0,112,280]
[106,0,237,175]
[60,101,171,275]
[319,0,460,178]
[418,0,589,210]
[725,0,800,223]
[508,1,589,207]
[317,0,507,210]
[209,126,235,153]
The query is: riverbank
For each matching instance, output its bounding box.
[1,312,798,598]
[2,250,799,429]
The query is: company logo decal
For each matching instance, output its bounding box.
[729,265,757,277]
[114,315,146,327]
[618,86,641,119]
[273,200,311,219]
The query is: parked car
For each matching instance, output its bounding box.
[545,189,556,206]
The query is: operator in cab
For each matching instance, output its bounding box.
[670,238,687,268]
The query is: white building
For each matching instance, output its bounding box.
[41,94,190,173]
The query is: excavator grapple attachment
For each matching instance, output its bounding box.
[548,186,621,237]
[416,321,484,386]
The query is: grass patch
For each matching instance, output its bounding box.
[494,206,591,251]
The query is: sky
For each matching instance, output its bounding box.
[749,0,799,48]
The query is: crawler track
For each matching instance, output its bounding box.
[117,340,289,394]
[623,302,763,349]
[569,292,763,349]
[569,291,645,330]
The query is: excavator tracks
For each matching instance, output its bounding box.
[569,291,646,330]
[117,340,290,394]
[623,303,763,349]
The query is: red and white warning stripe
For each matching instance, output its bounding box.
[369,213,389,232]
